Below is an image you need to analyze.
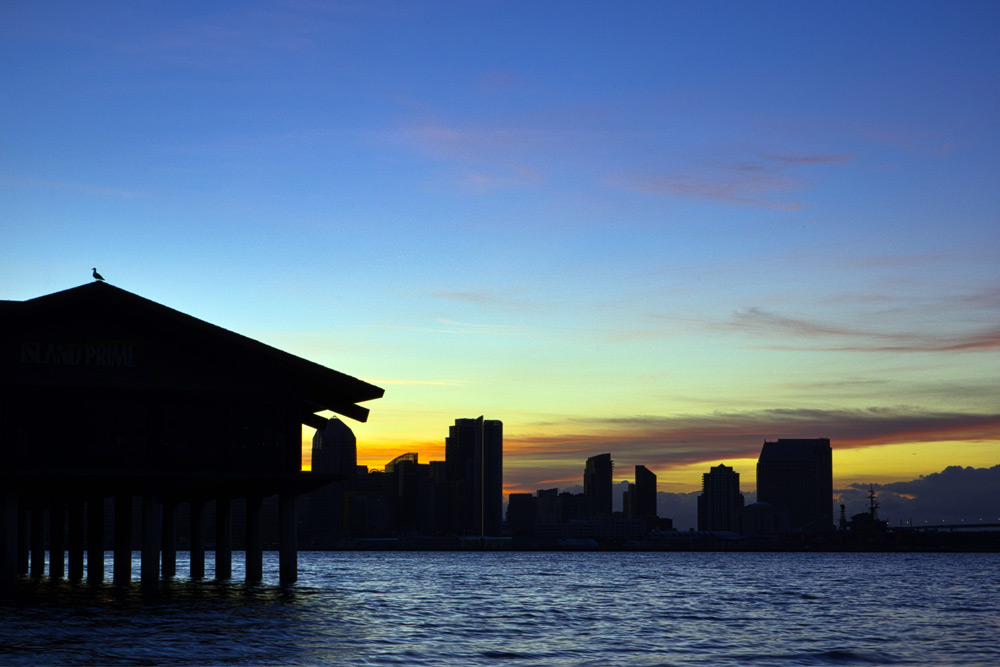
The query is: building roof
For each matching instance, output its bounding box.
[758,438,831,462]
[1,281,383,423]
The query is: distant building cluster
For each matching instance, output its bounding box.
[506,455,672,544]
[697,438,834,535]
[299,423,677,546]
[299,429,841,547]
[299,417,504,545]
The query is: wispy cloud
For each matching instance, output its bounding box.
[476,69,516,93]
[503,408,1000,490]
[389,318,522,337]
[608,168,800,210]
[456,163,545,193]
[433,289,542,313]
[728,307,1000,352]
[0,176,145,199]
[385,121,547,192]
[369,378,461,387]
[765,153,855,165]
[392,121,534,163]
[607,151,852,210]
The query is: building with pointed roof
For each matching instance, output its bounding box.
[0,282,383,594]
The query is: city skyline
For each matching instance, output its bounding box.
[3,3,998,503]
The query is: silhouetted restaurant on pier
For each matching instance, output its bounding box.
[0,282,383,594]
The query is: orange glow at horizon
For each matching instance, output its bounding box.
[304,427,998,496]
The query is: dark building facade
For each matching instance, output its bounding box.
[697,464,744,531]
[0,282,383,593]
[300,419,358,546]
[311,418,357,476]
[633,465,657,519]
[756,438,833,532]
[444,417,503,536]
[583,453,613,518]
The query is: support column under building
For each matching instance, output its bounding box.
[87,497,104,583]
[0,490,17,597]
[49,504,65,579]
[68,500,85,581]
[215,497,232,580]
[141,495,162,589]
[17,505,29,576]
[190,500,205,580]
[113,494,133,585]
[245,495,263,583]
[279,491,297,585]
[161,501,176,578]
[30,508,45,577]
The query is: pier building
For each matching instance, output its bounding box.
[0,281,383,594]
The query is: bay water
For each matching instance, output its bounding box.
[1,551,997,666]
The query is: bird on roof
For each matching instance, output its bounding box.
[92,267,105,281]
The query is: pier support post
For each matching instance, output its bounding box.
[87,497,104,583]
[68,500,85,581]
[161,501,176,578]
[113,494,133,585]
[49,504,65,578]
[141,494,162,589]
[30,508,45,577]
[17,504,29,575]
[215,497,232,580]
[279,490,297,584]
[245,495,263,583]
[0,490,17,597]
[190,500,205,580]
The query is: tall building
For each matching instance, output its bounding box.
[302,418,358,546]
[584,453,613,517]
[697,464,744,531]
[756,438,833,532]
[444,416,503,536]
[311,418,357,476]
[634,465,657,519]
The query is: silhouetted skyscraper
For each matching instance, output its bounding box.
[311,418,357,476]
[697,464,744,531]
[756,438,833,532]
[584,453,613,517]
[634,465,657,519]
[445,416,503,536]
[303,418,358,546]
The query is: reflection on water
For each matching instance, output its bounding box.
[1,552,998,666]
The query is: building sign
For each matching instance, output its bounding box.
[19,341,138,368]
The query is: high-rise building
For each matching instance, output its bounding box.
[506,493,536,536]
[697,464,744,531]
[444,416,503,536]
[302,418,358,546]
[634,465,657,519]
[311,418,357,476]
[583,453,613,517]
[756,438,833,532]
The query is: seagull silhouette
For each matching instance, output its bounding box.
[92,267,105,281]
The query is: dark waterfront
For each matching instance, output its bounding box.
[2,551,998,666]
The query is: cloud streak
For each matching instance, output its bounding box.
[608,151,853,209]
[727,308,1000,352]
[726,308,1000,352]
[0,176,145,199]
[504,408,1000,491]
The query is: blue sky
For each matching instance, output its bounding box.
[3,2,998,517]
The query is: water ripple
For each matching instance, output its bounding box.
[1,552,998,666]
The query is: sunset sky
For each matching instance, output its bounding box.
[3,2,998,505]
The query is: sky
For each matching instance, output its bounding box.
[2,2,998,524]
